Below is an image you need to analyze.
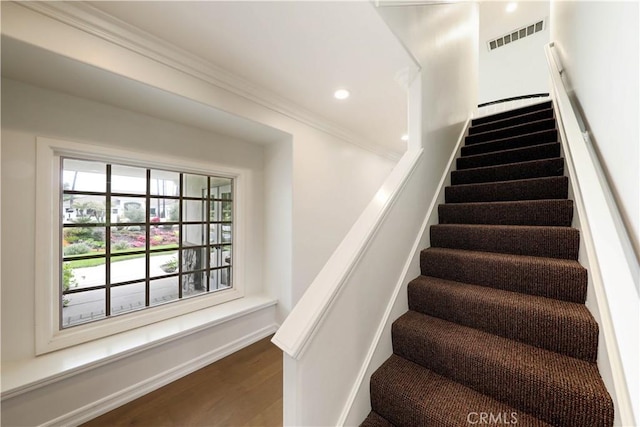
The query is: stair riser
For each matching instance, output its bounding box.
[438,200,574,227]
[457,143,560,170]
[392,314,614,427]
[469,108,554,135]
[451,158,564,185]
[420,249,587,303]
[445,177,568,203]
[407,278,598,361]
[465,119,556,145]
[472,101,552,126]
[461,129,558,156]
[430,225,579,260]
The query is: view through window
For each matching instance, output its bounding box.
[61,158,233,328]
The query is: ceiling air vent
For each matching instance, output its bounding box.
[487,19,546,51]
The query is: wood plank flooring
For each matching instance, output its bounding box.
[82,336,283,427]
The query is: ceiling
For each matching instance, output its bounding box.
[479,1,549,43]
[1,36,290,146]
[4,1,418,155]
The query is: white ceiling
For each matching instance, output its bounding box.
[6,1,417,155]
[479,1,550,42]
[1,36,290,145]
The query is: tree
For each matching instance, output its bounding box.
[123,205,145,223]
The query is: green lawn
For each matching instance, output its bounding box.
[66,244,178,268]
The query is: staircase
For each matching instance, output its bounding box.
[361,101,614,426]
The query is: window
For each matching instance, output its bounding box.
[36,138,245,354]
[61,159,234,328]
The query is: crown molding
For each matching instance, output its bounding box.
[15,1,402,161]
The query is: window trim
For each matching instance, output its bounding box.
[36,137,246,355]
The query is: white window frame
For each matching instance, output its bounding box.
[35,137,246,354]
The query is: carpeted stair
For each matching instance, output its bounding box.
[361,101,614,427]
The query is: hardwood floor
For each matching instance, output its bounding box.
[82,336,283,427]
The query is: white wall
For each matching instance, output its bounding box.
[276,3,478,425]
[264,138,293,323]
[1,3,395,424]
[550,0,639,257]
[479,1,550,104]
[0,78,267,361]
[379,2,479,157]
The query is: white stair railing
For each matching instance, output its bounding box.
[545,41,639,426]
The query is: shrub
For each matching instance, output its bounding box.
[113,240,131,251]
[63,243,91,256]
[62,263,77,307]
[64,227,93,243]
[85,239,105,250]
[160,257,178,273]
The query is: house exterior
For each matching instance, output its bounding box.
[1,1,637,426]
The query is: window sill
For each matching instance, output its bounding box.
[1,295,277,400]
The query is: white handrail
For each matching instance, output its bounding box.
[545,42,639,425]
[272,147,423,359]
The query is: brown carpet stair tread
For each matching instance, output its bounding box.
[363,103,613,427]
[360,411,394,427]
[369,354,553,427]
[407,275,598,361]
[471,100,552,126]
[420,247,587,303]
[438,199,574,227]
[451,157,564,185]
[465,117,556,145]
[430,223,579,259]
[445,176,568,203]
[468,108,554,135]
[461,128,558,156]
[457,142,561,169]
[392,312,614,427]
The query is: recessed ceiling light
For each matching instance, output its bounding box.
[401,134,409,141]
[506,2,517,13]
[333,89,350,100]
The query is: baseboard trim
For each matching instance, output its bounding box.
[40,324,278,427]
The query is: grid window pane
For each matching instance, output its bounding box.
[183,174,208,199]
[209,223,233,245]
[111,283,146,315]
[182,271,206,297]
[149,198,179,223]
[111,165,147,195]
[63,159,106,193]
[150,226,179,249]
[210,267,231,291]
[182,247,206,272]
[113,197,147,224]
[183,224,206,246]
[151,251,179,277]
[110,254,147,284]
[64,260,106,289]
[112,227,143,254]
[63,226,106,256]
[63,194,106,225]
[150,170,180,196]
[183,200,205,222]
[62,288,106,328]
[60,158,234,329]
[210,177,233,199]
[210,246,232,268]
[150,276,179,306]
